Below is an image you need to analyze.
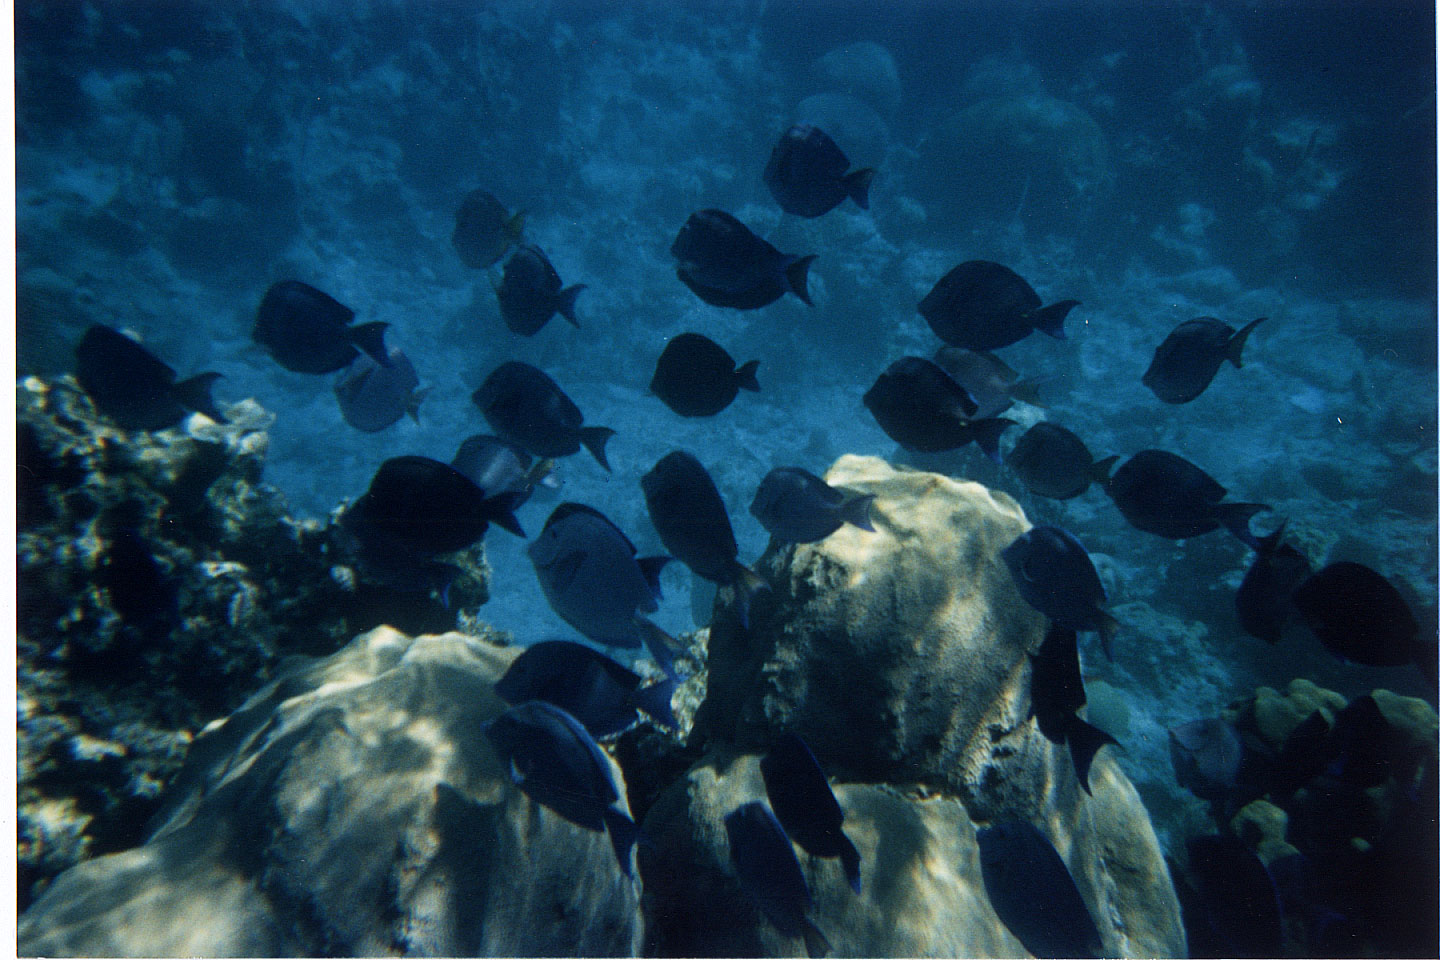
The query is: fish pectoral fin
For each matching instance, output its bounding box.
[549,551,586,592]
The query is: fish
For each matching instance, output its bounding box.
[100,526,178,640]
[1002,525,1119,659]
[452,188,524,269]
[1267,709,1331,799]
[472,361,615,471]
[862,356,1014,461]
[252,279,390,374]
[450,434,554,508]
[74,324,226,431]
[671,209,816,309]
[527,502,681,680]
[1142,316,1266,404]
[1104,449,1268,549]
[1169,718,1244,806]
[495,639,677,739]
[1185,834,1283,959]
[760,732,862,893]
[976,819,1104,959]
[483,700,640,875]
[1029,624,1119,794]
[1234,522,1312,645]
[640,451,769,627]
[749,467,875,544]
[724,801,832,958]
[918,261,1080,351]
[931,346,1045,419]
[1322,694,1404,789]
[333,346,428,433]
[342,455,525,562]
[495,244,585,336]
[762,124,875,218]
[1004,422,1117,500]
[1292,561,1427,676]
[649,332,760,418]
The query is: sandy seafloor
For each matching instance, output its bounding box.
[16,0,1437,865]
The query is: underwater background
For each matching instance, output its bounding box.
[16,0,1438,955]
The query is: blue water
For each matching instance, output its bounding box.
[17,0,1438,949]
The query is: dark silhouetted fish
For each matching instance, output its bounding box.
[724,801,832,958]
[100,526,178,640]
[918,261,1080,351]
[450,434,553,508]
[1267,709,1331,799]
[672,209,815,309]
[333,346,428,433]
[1185,834,1283,959]
[1323,694,1410,789]
[1002,525,1119,659]
[1005,422,1117,500]
[932,346,1044,419]
[473,361,615,470]
[641,451,769,627]
[495,244,585,335]
[763,124,875,218]
[252,280,390,374]
[1234,522,1312,645]
[1293,561,1426,676]
[1104,449,1268,549]
[452,188,524,269]
[749,467,875,544]
[495,639,677,739]
[862,356,1013,461]
[976,819,1104,959]
[483,700,639,875]
[527,502,680,679]
[1143,316,1265,404]
[1169,718,1244,806]
[343,455,525,561]
[649,332,760,417]
[75,324,226,431]
[1029,624,1119,794]
[761,732,862,893]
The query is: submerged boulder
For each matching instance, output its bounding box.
[19,627,644,957]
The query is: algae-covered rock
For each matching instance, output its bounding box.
[1224,677,1348,747]
[19,628,643,957]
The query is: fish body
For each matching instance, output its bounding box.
[473,361,614,470]
[1005,422,1116,500]
[1143,317,1265,404]
[496,244,585,335]
[1002,525,1117,657]
[976,819,1104,959]
[495,639,677,738]
[450,434,551,507]
[1105,449,1268,548]
[1234,524,1312,645]
[1185,834,1283,958]
[931,346,1040,419]
[918,261,1079,351]
[749,467,875,544]
[333,347,426,433]
[1293,561,1423,670]
[343,455,524,559]
[252,280,390,374]
[452,189,523,268]
[1169,718,1244,805]
[75,324,225,430]
[724,801,831,956]
[763,124,875,218]
[650,332,760,417]
[672,209,815,309]
[760,732,862,893]
[483,700,639,875]
[862,356,1012,460]
[1029,624,1118,793]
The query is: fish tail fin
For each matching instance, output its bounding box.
[556,284,586,326]
[633,677,679,730]
[1256,518,1288,556]
[1219,501,1270,551]
[843,492,876,533]
[1098,611,1120,661]
[506,210,526,245]
[1091,454,1120,486]
[171,371,227,423]
[844,168,876,210]
[482,491,528,538]
[1008,376,1048,408]
[580,426,616,471]
[527,458,560,490]
[735,359,761,393]
[637,554,671,605]
[786,254,817,306]
[971,417,1015,463]
[802,918,833,959]
[1033,299,1081,340]
[406,386,431,424]
[1228,316,1266,368]
[351,322,392,366]
[1067,717,1121,795]
[637,617,683,682]
[601,807,639,876]
[839,835,863,893]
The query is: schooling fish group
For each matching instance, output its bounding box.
[68,115,1431,959]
